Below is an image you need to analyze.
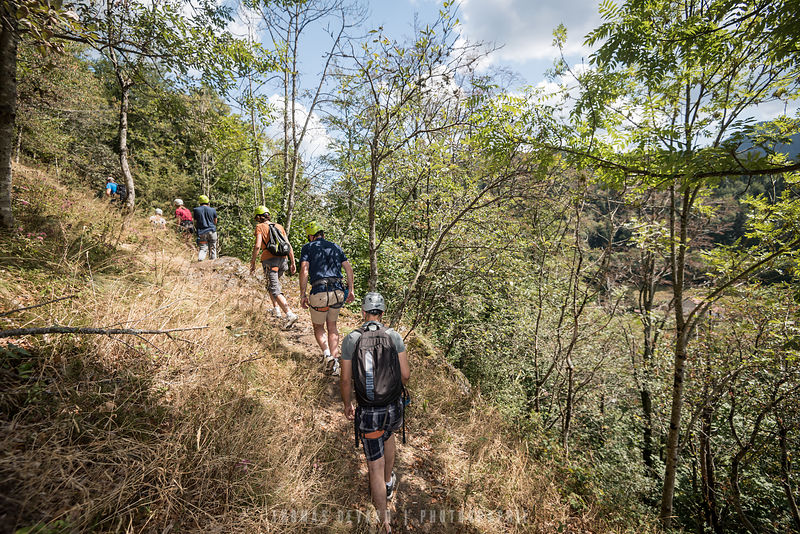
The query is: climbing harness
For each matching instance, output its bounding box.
[309,277,346,311]
[354,387,410,448]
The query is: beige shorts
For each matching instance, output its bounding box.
[308,290,345,325]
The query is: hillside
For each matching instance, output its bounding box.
[0,165,619,533]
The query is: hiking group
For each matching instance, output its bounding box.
[151,196,218,261]
[247,206,408,533]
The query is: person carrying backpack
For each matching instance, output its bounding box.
[174,198,194,236]
[193,195,218,261]
[249,206,299,329]
[115,182,128,205]
[104,177,117,202]
[149,208,166,229]
[340,292,410,534]
[299,221,355,375]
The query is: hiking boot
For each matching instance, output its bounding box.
[325,356,340,376]
[386,471,396,501]
[272,307,282,318]
[284,312,298,329]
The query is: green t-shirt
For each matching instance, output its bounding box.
[340,321,405,361]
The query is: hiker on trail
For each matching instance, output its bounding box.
[340,292,409,534]
[173,199,194,236]
[298,221,355,376]
[193,195,218,261]
[149,208,166,229]
[104,177,117,201]
[248,206,299,329]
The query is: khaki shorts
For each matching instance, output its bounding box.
[308,289,344,325]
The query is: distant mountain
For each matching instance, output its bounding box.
[734,126,800,162]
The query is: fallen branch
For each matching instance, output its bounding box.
[0,295,78,318]
[0,325,209,339]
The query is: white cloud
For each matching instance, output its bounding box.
[457,0,602,63]
[226,2,260,39]
[265,95,332,161]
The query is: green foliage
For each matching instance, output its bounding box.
[16,41,116,186]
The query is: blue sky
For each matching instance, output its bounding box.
[227,0,605,158]
[396,0,602,86]
[227,0,796,160]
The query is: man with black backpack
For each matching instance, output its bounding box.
[249,205,298,329]
[340,292,409,534]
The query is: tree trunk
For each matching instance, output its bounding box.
[778,420,800,530]
[639,250,657,472]
[562,353,575,456]
[117,81,135,209]
[699,406,721,533]
[280,24,291,224]
[368,157,379,291]
[660,186,691,528]
[641,387,654,468]
[730,452,759,533]
[246,31,264,206]
[0,6,17,230]
[283,7,300,236]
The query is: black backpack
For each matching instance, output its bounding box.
[265,223,290,256]
[352,323,403,407]
[116,183,128,202]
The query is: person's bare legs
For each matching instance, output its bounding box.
[383,434,396,484]
[367,456,390,532]
[327,320,340,359]
[313,322,329,353]
[276,293,292,314]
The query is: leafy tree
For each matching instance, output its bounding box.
[545,0,800,526]
[70,0,253,209]
[1,0,82,229]
[251,0,364,235]
[336,6,485,290]
[16,39,115,183]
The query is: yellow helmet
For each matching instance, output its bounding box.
[254,205,270,217]
[198,194,210,204]
[304,221,323,237]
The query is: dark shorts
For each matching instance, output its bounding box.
[358,399,403,462]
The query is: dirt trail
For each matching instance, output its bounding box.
[194,256,464,533]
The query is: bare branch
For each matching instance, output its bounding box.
[0,295,77,317]
[0,325,208,338]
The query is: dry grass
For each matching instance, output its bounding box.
[0,164,632,533]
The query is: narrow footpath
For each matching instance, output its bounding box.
[193,256,484,534]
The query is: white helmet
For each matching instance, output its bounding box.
[155,208,163,215]
[174,198,183,206]
[362,292,386,312]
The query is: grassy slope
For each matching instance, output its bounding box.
[0,165,627,533]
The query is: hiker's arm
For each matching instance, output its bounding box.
[299,262,310,309]
[398,351,410,385]
[249,233,263,273]
[288,243,296,275]
[342,260,355,303]
[340,358,354,419]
